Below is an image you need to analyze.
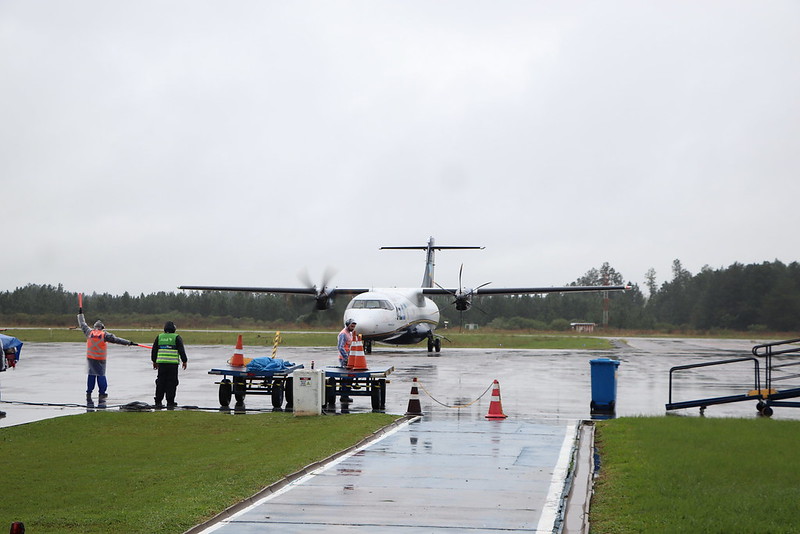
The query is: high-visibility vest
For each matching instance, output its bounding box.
[156,333,180,364]
[87,330,107,360]
[339,327,353,354]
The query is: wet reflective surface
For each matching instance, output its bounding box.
[1,337,793,425]
[2,337,794,532]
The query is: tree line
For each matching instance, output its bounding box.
[1,259,799,333]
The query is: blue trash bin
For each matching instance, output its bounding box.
[590,358,620,413]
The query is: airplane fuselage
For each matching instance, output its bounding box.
[344,289,440,346]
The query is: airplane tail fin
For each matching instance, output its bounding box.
[380,237,483,288]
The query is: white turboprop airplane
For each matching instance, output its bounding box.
[180,237,628,353]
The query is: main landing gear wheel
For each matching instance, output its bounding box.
[434,338,441,353]
[427,338,434,352]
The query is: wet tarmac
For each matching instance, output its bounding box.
[2,336,797,532]
[2,337,793,426]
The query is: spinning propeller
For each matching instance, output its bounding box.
[299,267,337,310]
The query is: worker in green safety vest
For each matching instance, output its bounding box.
[150,321,188,409]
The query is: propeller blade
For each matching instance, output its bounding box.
[320,267,336,294]
[435,280,457,298]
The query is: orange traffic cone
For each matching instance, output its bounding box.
[485,380,508,419]
[229,334,245,367]
[405,377,424,416]
[348,337,368,371]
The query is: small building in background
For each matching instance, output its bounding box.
[570,322,596,333]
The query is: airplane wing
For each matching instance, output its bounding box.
[179,284,372,311]
[179,285,371,295]
[422,284,630,296]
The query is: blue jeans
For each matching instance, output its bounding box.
[87,375,108,394]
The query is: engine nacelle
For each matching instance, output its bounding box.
[314,295,334,310]
[454,293,472,312]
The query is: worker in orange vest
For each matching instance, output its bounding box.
[336,319,357,403]
[78,307,135,402]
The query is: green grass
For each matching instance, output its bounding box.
[592,417,800,533]
[0,411,399,533]
[1,327,614,349]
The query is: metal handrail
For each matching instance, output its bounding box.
[752,339,800,391]
[668,357,761,406]
[752,338,800,358]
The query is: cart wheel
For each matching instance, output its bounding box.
[756,401,765,413]
[371,379,380,410]
[326,377,337,407]
[377,378,387,409]
[233,378,246,404]
[219,379,233,407]
[284,377,294,411]
[271,379,285,411]
[762,406,774,417]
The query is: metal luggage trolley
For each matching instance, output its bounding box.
[665,338,800,417]
[752,338,800,417]
[665,356,762,415]
[324,365,394,412]
[209,364,304,411]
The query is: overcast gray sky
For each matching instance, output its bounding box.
[2,1,798,297]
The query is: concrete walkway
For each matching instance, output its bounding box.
[193,416,577,533]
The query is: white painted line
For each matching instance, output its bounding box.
[195,417,417,533]
[536,422,577,533]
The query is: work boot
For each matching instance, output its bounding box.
[98,393,108,401]
[153,398,164,409]
[340,396,353,403]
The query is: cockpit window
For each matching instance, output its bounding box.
[346,299,394,310]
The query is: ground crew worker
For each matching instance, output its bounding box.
[0,334,23,418]
[336,319,356,403]
[151,321,187,409]
[78,309,134,401]
[337,319,357,367]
